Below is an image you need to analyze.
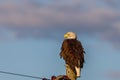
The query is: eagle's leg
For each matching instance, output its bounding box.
[65,64,76,80]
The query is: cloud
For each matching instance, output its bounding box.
[103,0,120,8]
[0,0,120,47]
[105,71,120,79]
[0,0,119,27]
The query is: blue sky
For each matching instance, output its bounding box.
[0,0,120,80]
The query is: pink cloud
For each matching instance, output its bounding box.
[0,0,120,48]
[0,0,119,28]
[112,21,120,32]
[105,71,120,79]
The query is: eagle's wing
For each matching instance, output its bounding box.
[76,40,85,68]
[60,39,85,77]
[60,40,85,68]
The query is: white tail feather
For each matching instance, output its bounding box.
[75,66,80,77]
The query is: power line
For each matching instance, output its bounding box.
[0,70,50,80]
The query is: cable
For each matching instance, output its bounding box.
[0,70,50,80]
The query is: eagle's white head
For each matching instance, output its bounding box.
[64,32,77,39]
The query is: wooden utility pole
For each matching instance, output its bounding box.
[66,64,77,80]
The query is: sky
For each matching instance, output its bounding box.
[0,0,120,80]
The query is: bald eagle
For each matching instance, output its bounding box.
[60,32,85,77]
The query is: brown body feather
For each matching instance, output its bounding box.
[60,39,85,75]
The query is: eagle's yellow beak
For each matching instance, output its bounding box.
[64,34,68,38]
